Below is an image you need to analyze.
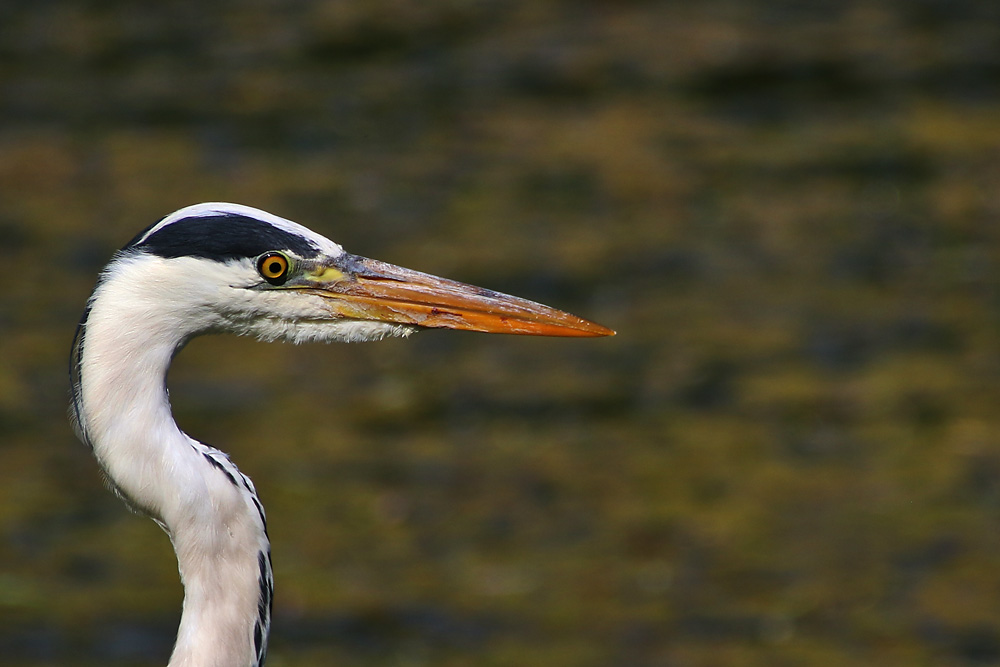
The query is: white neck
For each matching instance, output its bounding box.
[74,256,272,667]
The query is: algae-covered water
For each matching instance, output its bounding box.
[2,1,1000,665]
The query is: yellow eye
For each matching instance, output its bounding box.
[257,252,290,285]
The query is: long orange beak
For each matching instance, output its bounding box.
[294,253,615,338]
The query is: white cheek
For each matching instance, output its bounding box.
[289,320,417,343]
[227,291,417,343]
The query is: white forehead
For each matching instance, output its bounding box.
[137,202,345,257]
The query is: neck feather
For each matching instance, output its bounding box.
[73,256,272,666]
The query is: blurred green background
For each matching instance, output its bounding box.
[2,1,1000,665]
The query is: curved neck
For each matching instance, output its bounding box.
[74,263,272,666]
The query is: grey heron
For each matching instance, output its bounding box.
[69,203,613,666]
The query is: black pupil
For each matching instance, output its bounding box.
[267,260,282,275]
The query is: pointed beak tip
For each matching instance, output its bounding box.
[522,317,616,338]
[569,321,616,338]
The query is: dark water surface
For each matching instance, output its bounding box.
[2,1,1000,665]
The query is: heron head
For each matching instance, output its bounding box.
[102,203,614,346]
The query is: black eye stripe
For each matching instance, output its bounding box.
[126,213,320,260]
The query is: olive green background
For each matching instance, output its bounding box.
[2,1,1000,665]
